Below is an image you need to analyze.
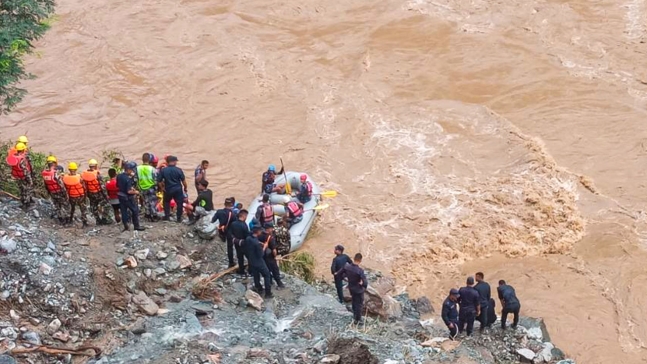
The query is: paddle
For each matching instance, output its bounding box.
[316,190,338,198]
[280,157,292,194]
[303,203,329,212]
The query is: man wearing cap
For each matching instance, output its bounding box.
[442,289,460,339]
[211,197,237,267]
[331,245,352,303]
[260,223,285,289]
[117,162,145,232]
[261,164,285,194]
[230,209,250,275]
[458,276,481,336]
[246,226,273,298]
[83,159,112,225]
[336,253,368,324]
[157,155,188,223]
[188,179,213,222]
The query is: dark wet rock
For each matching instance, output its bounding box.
[328,337,379,364]
[0,355,16,364]
[414,296,434,314]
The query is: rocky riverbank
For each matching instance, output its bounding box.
[0,197,577,364]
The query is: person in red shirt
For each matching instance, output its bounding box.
[105,168,121,223]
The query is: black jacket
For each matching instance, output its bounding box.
[338,263,368,295]
[245,235,265,268]
[474,281,491,308]
[497,284,520,308]
[441,297,459,325]
[230,220,249,246]
[331,254,352,276]
[458,286,480,312]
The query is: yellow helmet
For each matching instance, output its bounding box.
[68,162,78,170]
[17,136,28,144]
[88,159,98,166]
[46,155,57,163]
[15,142,26,152]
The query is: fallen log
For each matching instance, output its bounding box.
[11,344,101,357]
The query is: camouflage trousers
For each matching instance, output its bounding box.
[69,196,88,224]
[17,179,34,206]
[88,192,112,223]
[50,191,70,221]
[141,188,158,217]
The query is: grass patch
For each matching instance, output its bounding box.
[280,251,316,284]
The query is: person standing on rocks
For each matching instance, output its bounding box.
[117,162,145,232]
[474,272,492,333]
[260,222,285,289]
[441,288,460,340]
[246,225,273,298]
[157,155,188,223]
[137,153,159,222]
[230,209,250,275]
[331,245,352,303]
[41,155,70,224]
[212,197,238,267]
[63,162,88,227]
[105,168,121,223]
[194,160,209,194]
[337,253,368,324]
[82,159,112,225]
[7,142,34,208]
[274,218,291,256]
[497,280,521,330]
[458,276,480,336]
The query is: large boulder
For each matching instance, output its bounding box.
[342,275,402,319]
[195,211,218,239]
[132,291,159,316]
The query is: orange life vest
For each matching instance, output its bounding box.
[81,170,102,193]
[9,154,31,180]
[42,168,63,193]
[261,203,274,223]
[63,174,85,198]
[287,201,302,218]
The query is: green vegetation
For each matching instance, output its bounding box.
[280,251,316,284]
[0,0,56,113]
[0,140,48,197]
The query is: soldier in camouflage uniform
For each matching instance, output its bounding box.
[8,142,34,208]
[83,159,112,225]
[63,162,88,227]
[274,218,292,256]
[41,156,71,224]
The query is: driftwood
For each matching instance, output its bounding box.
[198,265,239,285]
[11,344,102,357]
[0,190,20,200]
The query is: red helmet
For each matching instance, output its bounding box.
[300,174,307,181]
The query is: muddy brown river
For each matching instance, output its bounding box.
[3,0,647,362]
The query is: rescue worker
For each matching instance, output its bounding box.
[487,298,497,326]
[331,245,352,303]
[474,272,492,333]
[259,223,285,289]
[441,289,460,340]
[41,155,70,224]
[194,160,209,194]
[137,153,159,221]
[117,162,145,232]
[458,277,481,336]
[261,164,284,194]
[187,179,213,223]
[255,194,274,226]
[246,226,273,298]
[157,155,188,223]
[284,199,303,227]
[63,162,88,227]
[105,168,121,223]
[497,280,521,330]
[16,136,34,180]
[337,253,368,324]
[212,198,237,267]
[7,142,33,207]
[82,159,111,225]
[230,209,250,275]
[296,174,313,203]
[274,218,291,256]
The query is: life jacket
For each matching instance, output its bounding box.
[63,174,85,198]
[137,165,156,190]
[261,203,274,223]
[9,154,31,180]
[81,170,102,193]
[262,171,275,193]
[287,201,302,218]
[41,168,63,193]
[105,178,119,200]
[301,181,313,198]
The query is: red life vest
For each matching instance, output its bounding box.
[287,201,302,217]
[41,168,62,193]
[10,154,31,180]
[261,203,274,223]
[105,178,119,200]
[303,181,312,196]
[81,170,102,193]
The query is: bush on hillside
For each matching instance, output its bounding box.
[280,251,316,284]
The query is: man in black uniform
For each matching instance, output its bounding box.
[337,253,368,324]
[474,272,492,333]
[246,226,273,298]
[157,155,188,223]
[498,280,521,330]
[330,245,352,303]
[441,288,460,340]
[212,198,237,267]
[230,209,250,275]
[458,276,480,336]
[259,223,284,289]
